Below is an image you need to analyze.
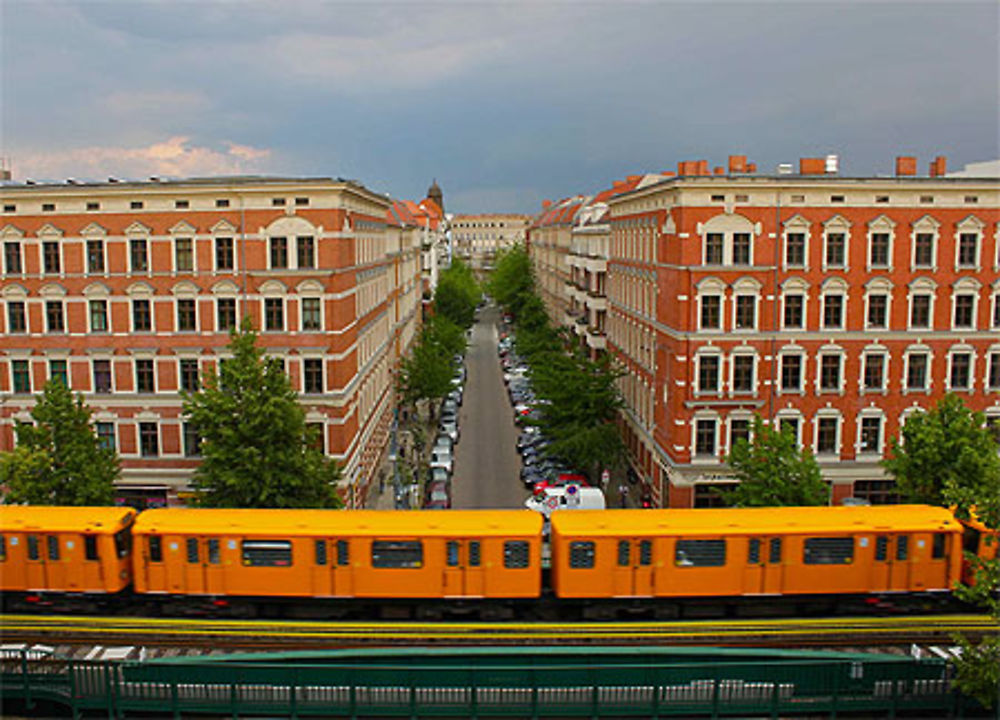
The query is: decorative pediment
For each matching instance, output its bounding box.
[170,280,200,296]
[265,216,316,236]
[864,277,893,291]
[1,282,28,298]
[698,212,755,235]
[695,276,726,293]
[952,277,982,291]
[908,276,937,291]
[126,281,155,297]
[38,282,67,298]
[910,214,940,230]
[821,276,848,291]
[124,221,152,236]
[732,276,762,291]
[211,219,237,234]
[782,213,810,229]
[661,213,676,235]
[36,222,63,239]
[1,223,25,239]
[211,279,240,295]
[296,279,325,294]
[867,214,896,230]
[781,277,810,291]
[82,282,112,298]
[259,279,288,295]
[80,222,108,238]
[822,214,850,229]
[169,220,197,235]
[955,214,985,230]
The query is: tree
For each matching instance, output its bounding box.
[721,416,829,507]
[182,318,341,508]
[0,379,118,505]
[487,244,534,317]
[884,395,1000,708]
[434,259,479,329]
[883,393,1000,506]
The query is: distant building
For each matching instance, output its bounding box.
[0,176,423,508]
[451,213,530,271]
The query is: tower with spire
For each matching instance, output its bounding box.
[426,179,444,213]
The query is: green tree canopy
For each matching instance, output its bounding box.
[0,379,118,505]
[487,244,534,317]
[183,318,341,508]
[721,416,829,507]
[434,258,480,328]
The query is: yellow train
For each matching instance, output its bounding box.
[0,504,992,618]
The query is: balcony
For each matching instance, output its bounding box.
[584,293,607,311]
[574,316,588,336]
[586,329,607,350]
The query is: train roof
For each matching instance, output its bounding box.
[0,505,136,533]
[132,509,543,536]
[550,505,960,536]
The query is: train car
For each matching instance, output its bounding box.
[0,505,136,603]
[131,509,543,611]
[550,506,963,608]
[960,511,999,586]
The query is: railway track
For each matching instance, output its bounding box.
[2,613,995,650]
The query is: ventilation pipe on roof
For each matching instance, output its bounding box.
[825,155,839,174]
[777,163,794,175]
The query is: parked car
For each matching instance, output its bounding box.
[439,420,459,444]
[430,467,450,486]
[430,448,453,474]
[448,388,463,406]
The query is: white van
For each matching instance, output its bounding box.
[524,485,605,519]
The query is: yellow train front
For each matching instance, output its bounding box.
[549,505,964,618]
[130,508,543,617]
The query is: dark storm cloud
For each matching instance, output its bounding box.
[2,1,997,212]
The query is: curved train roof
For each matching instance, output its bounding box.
[550,505,960,536]
[133,508,543,536]
[0,505,136,533]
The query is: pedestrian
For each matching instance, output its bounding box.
[619,483,629,508]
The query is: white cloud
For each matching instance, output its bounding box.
[14,137,273,181]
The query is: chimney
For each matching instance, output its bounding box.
[626,174,641,183]
[929,155,947,177]
[728,155,747,173]
[696,160,709,176]
[895,156,917,176]
[661,171,676,177]
[542,200,552,209]
[746,163,757,173]
[713,166,725,175]
[799,157,825,175]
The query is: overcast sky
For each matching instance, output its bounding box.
[2,1,997,213]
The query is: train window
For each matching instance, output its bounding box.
[569,541,595,569]
[314,540,327,566]
[84,536,98,561]
[446,541,459,567]
[0,535,5,562]
[207,538,220,565]
[336,539,350,566]
[962,526,980,555]
[371,541,422,568]
[47,536,60,561]
[27,535,39,561]
[747,539,761,564]
[186,538,199,564]
[675,539,726,567]
[875,536,888,562]
[504,541,530,569]
[769,538,782,564]
[804,537,854,565]
[932,533,947,560]
[469,541,481,567]
[114,529,131,558]
[896,536,909,561]
[639,540,652,566]
[242,540,293,567]
[148,536,163,562]
[617,540,630,567]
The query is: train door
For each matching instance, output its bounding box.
[80,535,103,591]
[203,537,225,595]
[310,539,333,596]
[762,537,783,593]
[24,534,47,590]
[182,537,206,594]
[741,537,783,594]
[63,534,85,591]
[332,539,353,596]
[909,533,948,590]
[611,539,654,596]
[464,540,485,596]
[612,539,633,596]
[443,540,463,596]
[442,540,485,597]
[144,535,168,592]
[887,534,911,591]
[870,535,891,592]
[43,534,67,590]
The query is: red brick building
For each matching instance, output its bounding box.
[1,176,423,507]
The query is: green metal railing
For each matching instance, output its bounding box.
[1,645,985,718]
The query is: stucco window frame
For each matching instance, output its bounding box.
[821,215,851,272]
[815,345,846,396]
[856,409,886,456]
[866,215,896,272]
[907,277,937,331]
[813,409,842,458]
[782,215,811,271]
[953,215,985,272]
[902,344,934,395]
[945,344,976,393]
[910,215,940,272]
[950,278,981,331]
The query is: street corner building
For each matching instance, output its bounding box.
[528,155,1000,508]
[0,176,424,508]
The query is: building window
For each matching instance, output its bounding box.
[729,418,750,449]
[183,422,201,457]
[301,297,321,331]
[215,237,234,271]
[819,354,842,392]
[86,239,105,273]
[704,233,723,264]
[132,299,152,332]
[859,416,882,454]
[988,416,1000,448]
[174,238,193,272]
[822,294,844,329]
[824,232,845,267]
[910,294,932,328]
[95,422,115,451]
[139,422,159,457]
[914,233,934,267]
[296,236,315,269]
[177,299,197,331]
[303,358,324,394]
[785,232,806,267]
[295,197,309,207]
[175,199,189,209]
[217,298,236,331]
[307,422,325,453]
[180,359,199,392]
[93,359,112,393]
[780,354,802,392]
[135,359,155,393]
[130,238,148,272]
[85,299,107,333]
[950,351,972,390]
[130,200,144,210]
[783,294,804,329]
[43,241,60,273]
[45,300,64,333]
[731,355,754,393]
[957,233,979,268]
[264,298,284,331]
[994,295,1000,328]
[7,301,26,333]
[269,237,288,269]
[863,353,886,391]
[816,416,838,454]
[867,294,888,329]
[987,353,1000,390]
[697,355,720,394]
[906,352,929,391]
[49,359,68,386]
[953,294,975,329]
[695,419,717,457]
[11,360,30,393]
[734,295,756,330]
[700,295,721,330]
[732,233,751,265]
[869,233,890,267]
[3,242,22,274]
